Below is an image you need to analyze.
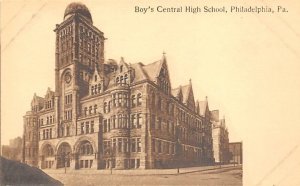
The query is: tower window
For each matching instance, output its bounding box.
[137,93,142,106]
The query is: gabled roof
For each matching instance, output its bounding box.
[142,60,163,82]
[181,84,190,104]
[45,87,54,99]
[199,99,209,117]
[31,93,44,106]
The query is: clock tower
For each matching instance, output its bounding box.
[54,2,105,137]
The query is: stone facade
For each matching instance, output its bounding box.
[23,2,215,170]
[211,110,230,164]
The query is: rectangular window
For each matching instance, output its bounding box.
[131,114,136,128]
[131,138,136,152]
[86,122,89,133]
[137,138,141,152]
[112,139,116,152]
[118,138,122,152]
[81,123,84,134]
[137,114,142,128]
[158,141,162,153]
[91,121,94,133]
[123,139,128,152]
[152,139,156,152]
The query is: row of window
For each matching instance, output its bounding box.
[64,110,72,120]
[25,147,38,158]
[32,105,39,112]
[41,128,52,140]
[116,74,129,85]
[103,113,143,132]
[151,115,175,134]
[60,26,72,38]
[79,160,93,169]
[91,83,101,95]
[79,141,94,155]
[152,139,175,154]
[80,120,95,134]
[79,25,100,43]
[26,118,36,127]
[103,93,142,113]
[26,131,37,141]
[38,116,55,126]
[57,124,71,137]
[44,100,53,109]
[65,94,72,105]
[151,92,204,130]
[103,137,142,154]
[83,105,98,116]
[79,53,98,67]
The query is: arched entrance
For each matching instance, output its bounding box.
[41,144,55,169]
[76,140,94,169]
[57,142,72,168]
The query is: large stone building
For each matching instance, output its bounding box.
[211,110,230,164]
[23,2,215,170]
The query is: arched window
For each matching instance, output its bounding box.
[98,83,101,93]
[137,93,142,106]
[118,114,122,128]
[94,105,97,114]
[89,106,92,115]
[91,86,94,95]
[104,102,107,113]
[79,141,94,155]
[120,76,124,84]
[108,101,111,112]
[94,84,98,94]
[123,115,128,128]
[84,107,88,116]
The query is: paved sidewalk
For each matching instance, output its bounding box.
[44,164,241,176]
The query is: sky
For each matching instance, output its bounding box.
[1,0,300,185]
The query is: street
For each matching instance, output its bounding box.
[45,165,242,186]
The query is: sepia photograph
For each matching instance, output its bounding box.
[1,0,299,185]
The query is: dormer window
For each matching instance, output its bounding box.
[120,76,124,84]
[94,75,97,81]
[91,86,94,95]
[94,84,98,94]
[120,65,123,72]
[116,77,119,84]
[98,84,101,93]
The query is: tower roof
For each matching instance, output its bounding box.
[64,2,92,22]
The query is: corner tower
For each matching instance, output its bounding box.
[54,2,105,137]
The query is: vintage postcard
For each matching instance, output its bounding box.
[1,0,299,185]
